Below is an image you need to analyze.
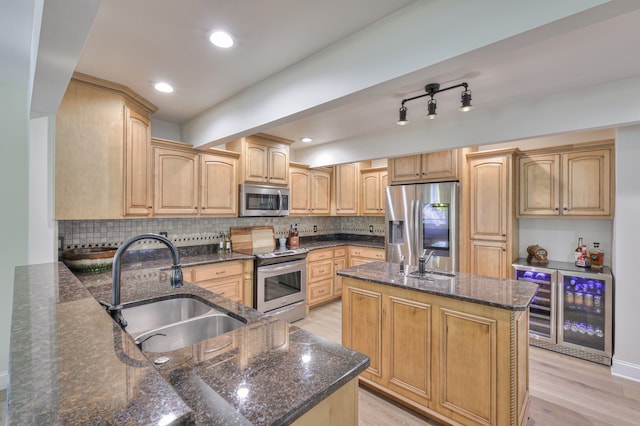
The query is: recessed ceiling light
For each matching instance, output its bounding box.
[154,82,174,93]
[209,30,234,48]
[301,137,313,143]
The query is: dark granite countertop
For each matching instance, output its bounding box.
[512,258,613,276]
[9,259,369,425]
[337,261,538,311]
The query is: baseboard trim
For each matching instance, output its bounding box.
[0,371,7,390]
[611,358,640,383]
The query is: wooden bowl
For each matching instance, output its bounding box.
[62,247,118,273]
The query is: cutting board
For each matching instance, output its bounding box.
[230,226,275,253]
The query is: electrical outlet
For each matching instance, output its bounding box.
[159,231,168,237]
[313,225,318,233]
[369,225,374,233]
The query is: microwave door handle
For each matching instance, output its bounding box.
[277,190,283,215]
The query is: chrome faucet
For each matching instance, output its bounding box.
[418,249,436,275]
[106,233,183,328]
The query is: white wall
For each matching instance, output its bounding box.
[611,126,640,381]
[151,118,182,142]
[28,116,57,264]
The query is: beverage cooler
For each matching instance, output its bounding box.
[513,260,613,365]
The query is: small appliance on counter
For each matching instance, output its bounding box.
[513,259,613,365]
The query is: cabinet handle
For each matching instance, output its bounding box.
[147,206,152,209]
[318,269,325,273]
[554,207,559,211]
[216,271,225,275]
[415,173,419,176]
[563,207,568,211]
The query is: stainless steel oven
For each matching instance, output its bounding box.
[255,249,307,323]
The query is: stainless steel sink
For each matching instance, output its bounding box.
[135,314,245,353]
[119,295,246,352]
[121,296,216,334]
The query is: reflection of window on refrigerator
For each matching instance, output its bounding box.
[423,203,450,253]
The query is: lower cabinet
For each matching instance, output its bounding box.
[182,260,253,306]
[342,277,530,426]
[307,247,347,307]
[291,378,358,426]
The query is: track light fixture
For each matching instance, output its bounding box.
[396,82,473,125]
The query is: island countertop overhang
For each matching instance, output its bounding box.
[337,261,538,311]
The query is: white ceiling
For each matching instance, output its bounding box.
[30,0,640,152]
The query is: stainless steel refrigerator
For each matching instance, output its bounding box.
[385,182,459,273]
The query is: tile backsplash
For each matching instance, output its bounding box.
[59,216,386,250]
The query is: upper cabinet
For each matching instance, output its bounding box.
[289,163,332,216]
[55,73,157,220]
[152,139,239,217]
[361,167,388,216]
[388,149,460,184]
[334,163,360,215]
[226,134,291,186]
[518,143,614,218]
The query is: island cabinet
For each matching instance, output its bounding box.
[182,259,253,306]
[466,149,519,279]
[289,163,332,215]
[226,133,292,186]
[349,246,385,266]
[342,277,530,426]
[307,247,347,307]
[361,167,388,215]
[388,149,460,184]
[152,139,239,217]
[517,142,614,218]
[55,72,157,219]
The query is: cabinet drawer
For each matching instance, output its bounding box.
[190,261,243,282]
[308,259,334,281]
[198,277,243,302]
[308,279,333,303]
[308,249,333,262]
[349,246,385,260]
[333,247,347,257]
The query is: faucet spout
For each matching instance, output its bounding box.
[106,233,183,327]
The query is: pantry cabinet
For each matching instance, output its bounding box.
[55,72,157,219]
[289,163,332,215]
[388,150,459,184]
[334,163,360,215]
[518,144,614,218]
[152,139,239,217]
[467,149,519,279]
[227,134,291,186]
[361,167,388,215]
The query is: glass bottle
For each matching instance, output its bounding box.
[575,237,585,267]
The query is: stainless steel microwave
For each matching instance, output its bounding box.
[239,184,290,217]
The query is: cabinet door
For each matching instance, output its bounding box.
[387,297,432,404]
[290,167,311,215]
[244,142,269,183]
[200,153,237,216]
[335,163,359,215]
[379,171,388,214]
[469,155,510,241]
[343,286,383,379]
[333,257,346,295]
[361,171,381,215]
[268,145,289,185]
[469,240,508,279]
[518,154,561,216]
[124,104,152,216]
[153,147,199,215]
[310,169,331,215]
[422,150,458,181]
[562,149,612,217]
[389,155,422,183]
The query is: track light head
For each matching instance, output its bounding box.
[396,105,409,125]
[459,89,473,112]
[426,98,438,120]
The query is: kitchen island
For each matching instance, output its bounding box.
[8,259,369,425]
[338,262,538,426]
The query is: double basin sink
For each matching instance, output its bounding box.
[120,295,246,353]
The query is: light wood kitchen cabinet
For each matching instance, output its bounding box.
[518,143,614,218]
[361,167,388,215]
[467,149,518,279]
[342,277,530,426]
[334,163,360,215]
[227,133,292,186]
[289,163,332,215]
[55,73,157,219]
[182,260,253,305]
[349,246,385,267]
[388,150,459,184]
[152,139,239,217]
[307,247,347,307]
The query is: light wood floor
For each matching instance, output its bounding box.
[296,300,640,426]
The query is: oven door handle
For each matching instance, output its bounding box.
[259,259,305,274]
